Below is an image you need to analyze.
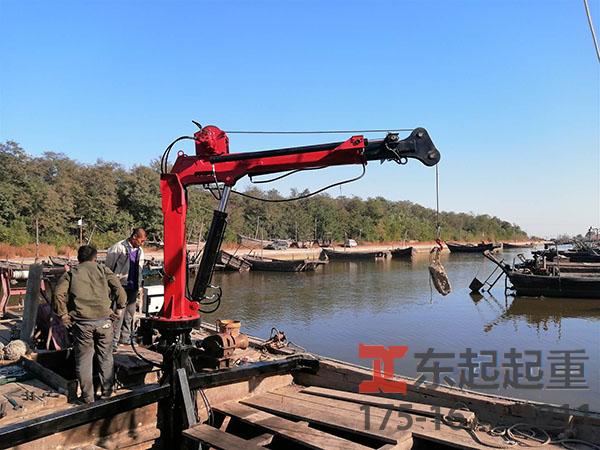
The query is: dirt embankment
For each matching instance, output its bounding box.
[2,240,540,264]
[0,243,76,261]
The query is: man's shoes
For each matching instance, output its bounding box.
[76,396,94,405]
[99,391,113,400]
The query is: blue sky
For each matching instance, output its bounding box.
[1,0,598,237]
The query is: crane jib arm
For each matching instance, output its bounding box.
[156,125,440,326]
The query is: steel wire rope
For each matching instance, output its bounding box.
[583,0,600,62]
[435,163,441,241]
[231,163,366,203]
[223,128,413,134]
[440,403,600,449]
[249,165,326,184]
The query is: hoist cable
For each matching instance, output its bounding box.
[435,164,441,240]
[429,163,451,296]
[249,165,326,184]
[583,0,600,63]
[223,128,413,135]
[232,164,366,203]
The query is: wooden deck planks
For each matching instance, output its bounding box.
[240,392,410,445]
[243,390,521,450]
[246,432,274,446]
[183,423,264,450]
[278,388,566,449]
[215,401,373,450]
[301,385,475,424]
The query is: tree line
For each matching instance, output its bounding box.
[0,141,527,249]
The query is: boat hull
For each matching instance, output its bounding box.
[244,256,326,272]
[390,247,414,258]
[321,248,388,260]
[217,251,251,271]
[446,242,500,253]
[236,234,271,249]
[502,243,534,249]
[509,272,600,299]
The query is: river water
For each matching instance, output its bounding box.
[204,248,600,412]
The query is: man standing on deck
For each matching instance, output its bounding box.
[106,227,146,350]
[54,245,127,403]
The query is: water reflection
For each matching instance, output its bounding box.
[483,295,600,336]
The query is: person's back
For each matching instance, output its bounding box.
[54,245,126,403]
[62,262,115,321]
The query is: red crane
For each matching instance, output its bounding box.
[134,123,441,443]
[147,125,440,341]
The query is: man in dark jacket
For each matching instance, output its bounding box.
[54,245,127,403]
[106,228,146,350]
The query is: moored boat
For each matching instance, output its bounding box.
[502,242,534,249]
[446,241,501,253]
[217,250,252,272]
[237,234,272,249]
[507,271,600,299]
[533,249,600,263]
[561,249,600,263]
[320,248,389,260]
[483,250,600,299]
[244,255,327,272]
[390,246,414,258]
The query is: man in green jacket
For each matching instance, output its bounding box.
[54,245,127,403]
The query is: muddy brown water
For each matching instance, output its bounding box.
[201,248,600,412]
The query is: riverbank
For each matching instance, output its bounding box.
[1,240,544,264]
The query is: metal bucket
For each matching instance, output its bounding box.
[216,319,241,337]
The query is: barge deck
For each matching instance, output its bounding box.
[0,319,598,449]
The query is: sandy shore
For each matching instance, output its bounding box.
[4,240,543,264]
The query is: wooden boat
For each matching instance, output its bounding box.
[502,242,534,249]
[484,250,600,299]
[533,249,600,263]
[321,248,389,260]
[507,272,600,299]
[446,242,501,253]
[390,246,414,258]
[244,255,327,272]
[542,261,600,274]
[562,250,600,263]
[237,234,271,249]
[48,256,78,267]
[1,321,598,449]
[216,250,251,272]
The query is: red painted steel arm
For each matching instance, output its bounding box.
[171,136,368,187]
[158,125,440,323]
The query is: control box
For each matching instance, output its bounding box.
[143,285,164,314]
